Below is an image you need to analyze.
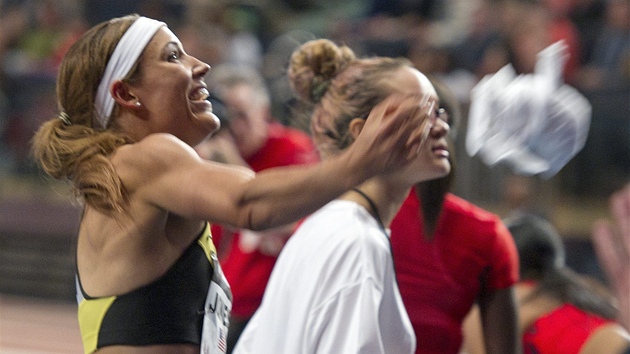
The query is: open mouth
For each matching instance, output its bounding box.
[189,87,209,101]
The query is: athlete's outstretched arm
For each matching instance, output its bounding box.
[125,93,434,230]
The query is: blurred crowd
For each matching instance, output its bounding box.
[0,0,628,199]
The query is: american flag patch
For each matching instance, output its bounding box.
[218,326,227,353]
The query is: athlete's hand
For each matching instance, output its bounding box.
[352,92,435,177]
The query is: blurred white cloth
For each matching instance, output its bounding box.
[466,41,591,179]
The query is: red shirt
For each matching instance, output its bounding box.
[523,303,612,354]
[390,191,519,354]
[215,122,318,318]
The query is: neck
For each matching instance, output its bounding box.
[342,180,410,229]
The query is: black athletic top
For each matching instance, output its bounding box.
[76,223,224,353]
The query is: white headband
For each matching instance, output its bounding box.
[93,16,165,129]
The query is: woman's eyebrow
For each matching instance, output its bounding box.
[163,41,179,50]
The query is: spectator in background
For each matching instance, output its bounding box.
[389,78,521,354]
[569,0,630,197]
[501,1,552,77]
[463,214,630,354]
[449,0,582,85]
[575,0,630,91]
[0,0,85,174]
[0,3,29,62]
[541,0,583,83]
[196,63,319,353]
[4,0,85,76]
[570,0,606,63]
[450,0,505,76]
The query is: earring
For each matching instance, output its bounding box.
[135,101,142,107]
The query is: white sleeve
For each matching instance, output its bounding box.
[306,278,387,354]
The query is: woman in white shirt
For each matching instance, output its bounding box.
[234,39,451,354]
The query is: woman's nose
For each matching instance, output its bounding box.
[431,118,450,137]
[192,58,210,78]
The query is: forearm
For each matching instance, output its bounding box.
[138,134,371,231]
[234,93,436,230]
[480,287,522,354]
[237,149,368,230]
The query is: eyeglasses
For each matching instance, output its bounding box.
[430,107,449,125]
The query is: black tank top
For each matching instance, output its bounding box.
[76,223,219,353]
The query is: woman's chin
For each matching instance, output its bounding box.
[433,162,451,180]
[195,113,221,133]
[417,161,451,183]
[439,161,451,176]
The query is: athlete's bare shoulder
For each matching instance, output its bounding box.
[112,133,200,192]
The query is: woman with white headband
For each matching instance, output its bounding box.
[31,14,432,354]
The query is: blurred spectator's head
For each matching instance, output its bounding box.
[209,64,271,159]
[505,214,566,280]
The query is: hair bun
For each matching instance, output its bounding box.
[288,39,356,104]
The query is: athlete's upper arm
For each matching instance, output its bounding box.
[115,133,255,226]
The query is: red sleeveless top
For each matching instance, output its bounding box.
[523,303,612,354]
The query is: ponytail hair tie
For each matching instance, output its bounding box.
[59,112,71,125]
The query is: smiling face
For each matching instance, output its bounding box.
[387,67,451,185]
[128,27,220,145]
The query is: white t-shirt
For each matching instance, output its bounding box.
[233,200,415,354]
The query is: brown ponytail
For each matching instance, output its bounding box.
[31,14,141,213]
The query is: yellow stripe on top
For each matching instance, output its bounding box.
[78,296,116,354]
[197,222,216,265]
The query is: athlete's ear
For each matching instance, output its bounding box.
[111,80,141,111]
[348,118,366,140]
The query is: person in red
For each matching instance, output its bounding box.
[505,214,630,354]
[199,63,319,353]
[389,80,521,354]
